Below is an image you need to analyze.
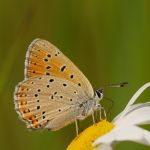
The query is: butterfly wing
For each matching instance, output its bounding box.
[25,39,94,98]
[14,75,88,130]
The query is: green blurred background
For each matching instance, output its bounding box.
[0,0,150,150]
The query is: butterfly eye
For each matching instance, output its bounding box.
[95,89,103,98]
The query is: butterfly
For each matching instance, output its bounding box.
[14,39,106,133]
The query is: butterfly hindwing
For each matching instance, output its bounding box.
[14,75,87,130]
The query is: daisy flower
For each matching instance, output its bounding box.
[67,82,150,150]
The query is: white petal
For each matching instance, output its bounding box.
[125,82,150,108]
[125,102,150,115]
[113,82,150,122]
[113,103,143,122]
[95,144,112,150]
[114,105,150,125]
[93,125,150,147]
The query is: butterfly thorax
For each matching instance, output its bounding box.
[77,90,103,120]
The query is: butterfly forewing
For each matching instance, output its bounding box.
[14,76,88,130]
[25,39,94,97]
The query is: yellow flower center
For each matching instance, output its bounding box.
[67,120,114,150]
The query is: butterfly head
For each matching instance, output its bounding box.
[94,89,103,100]
[93,89,103,110]
[87,89,103,115]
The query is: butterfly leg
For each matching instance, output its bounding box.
[75,119,79,136]
[91,111,96,124]
[99,106,107,120]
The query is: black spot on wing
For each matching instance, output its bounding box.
[70,74,74,79]
[61,66,66,72]
[49,79,54,82]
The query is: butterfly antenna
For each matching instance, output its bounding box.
[101,82,128,89]
[95,82,128,97]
